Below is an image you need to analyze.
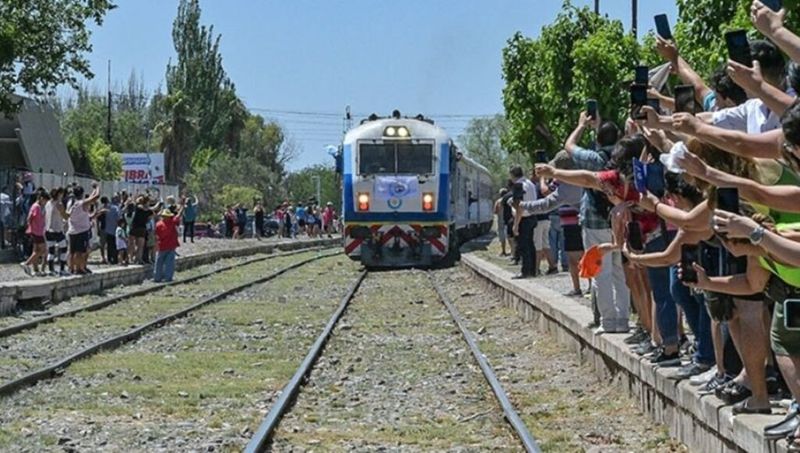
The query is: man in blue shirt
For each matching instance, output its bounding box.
[183,196,198,243]
[103,196,120,265]
[564,112,629,334]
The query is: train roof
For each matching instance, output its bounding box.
[344,116,449,145]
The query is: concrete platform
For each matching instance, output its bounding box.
[461,253,791,453]
[0,237,340,316]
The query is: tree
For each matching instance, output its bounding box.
[501,2,640,158]
[58,87,106,175]
[0,0,116,114]
[87,138,122,180]
[162,0,245,181]
[237,115,290,177]
[457,115,528,190]
[217,185,261,210]
[155,91,196,182]
[282,164,339,209]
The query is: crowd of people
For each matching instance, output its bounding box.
[496,1,800,445]
[17,182,189,282]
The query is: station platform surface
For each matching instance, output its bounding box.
[0,236,340,313]
[463,247,790,453]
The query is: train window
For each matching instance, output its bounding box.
[396,144,433,174]
[359,144,395,174]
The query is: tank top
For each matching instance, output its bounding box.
[759,222,800,288]
[45,200,64,233]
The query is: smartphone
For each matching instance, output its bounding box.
[627,221,644,252]
[785,299,800,331]
[725,30,752,67]
[587,99,598,120]
[633,158,647,194]
[635,65,649,85]
[680,245,699,283]
[761,0,782,12]
[717,188,740,214]
[647,98,661,114]
[535,150,549,164]
[674,85,696,114]
[654,14,673,40]
[630,85,648,120]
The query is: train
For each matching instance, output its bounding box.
[336,111,493,268]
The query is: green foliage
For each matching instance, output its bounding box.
[217,185,262,210]
[0,0,116,114]
[160,0,247,181]
[87,138,122,181]
[501,1,640,157]
[237,115,288,177]
[184,153,281,221]
[672,0,800,79]
[456,114,527,190]
[59,87,107,175]
[282,164,339,209]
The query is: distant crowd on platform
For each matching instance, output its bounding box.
[495,1,800,445]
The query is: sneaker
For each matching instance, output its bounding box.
[546,267,558,275]
[624,329,648,345]
[564,289,583,297]
[673,361,712,380]
[634,342,657,356]
[699,373,732,395]
[20,263,32,276]
[59,270,71,277]
[689,365,718,386]
[650,349,682,367]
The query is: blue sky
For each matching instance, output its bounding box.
[74,0,678,170]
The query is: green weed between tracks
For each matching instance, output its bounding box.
[0,253,358,452]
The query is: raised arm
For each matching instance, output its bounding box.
[536,165,601,191]
[714,209,800,267]
[692,256,771,295]
[657,37,714,103]
[727,59,796,116]
[637,191,712,231]
[680,151,800,213]
[671,113,783,159]
[624,228,695,267]
[752,1,800,65]
[565,112,594,155]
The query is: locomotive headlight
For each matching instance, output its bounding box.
[383,126,410,138]
[397,126,409,137]
[385,127,396,137]
[357,193,370,211]
[422,192,434,212]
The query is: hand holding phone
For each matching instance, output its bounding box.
[760,0,783,12]
[535,150,549,164]
[716,188,740,214]
[630,85,648,120]
[635,65,649,85]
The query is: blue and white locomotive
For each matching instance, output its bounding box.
[338,111,493,268]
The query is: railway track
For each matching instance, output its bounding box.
[0,249,338,397]
[247,268,541,452]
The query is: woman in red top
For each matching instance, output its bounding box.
[22,191,50,276]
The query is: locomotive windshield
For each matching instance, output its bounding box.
[358,143,433,175]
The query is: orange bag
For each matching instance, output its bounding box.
[579,245,603,279]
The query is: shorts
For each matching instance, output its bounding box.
[130,227,147,238]
[30,234,44,245]
[506,222,514,238]
[298,219,306,227]
[497,221,507,241]
[533,220,550,250]
[563,225,584,252]
[45,231,66,245]
[69,231,90,253]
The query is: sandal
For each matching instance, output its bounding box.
[717,382,752,405]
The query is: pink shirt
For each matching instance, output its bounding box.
[27,203,45,237]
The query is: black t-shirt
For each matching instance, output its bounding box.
[131,206,151,229]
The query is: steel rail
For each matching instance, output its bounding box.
[428,272,541,453]
[0,251,339,398]
[0,246,330,339]
[244,270,368,453]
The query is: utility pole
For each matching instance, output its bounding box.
[106,59,112,146]
[631,0,638,38]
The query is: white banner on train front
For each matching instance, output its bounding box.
[374,176,419,200]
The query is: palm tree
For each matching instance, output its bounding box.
[154,90,196,183]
